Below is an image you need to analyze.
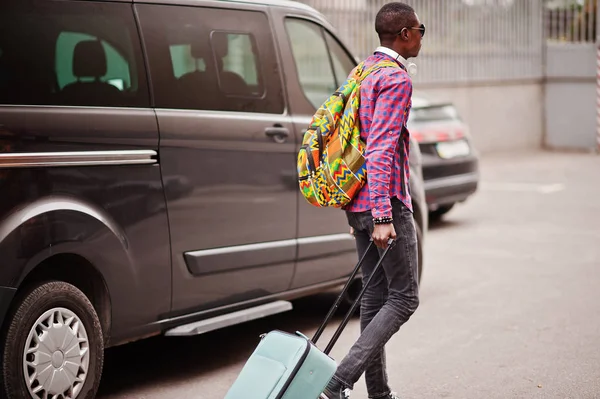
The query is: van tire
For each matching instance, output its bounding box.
[2,281,104,399]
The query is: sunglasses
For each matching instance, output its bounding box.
[398,23,425,38]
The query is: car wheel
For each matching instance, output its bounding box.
[429,203,455,223]
[2,281,104,399]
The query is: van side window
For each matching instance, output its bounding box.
[0,2,149,107]
[212,32,261,96]
[137,4,284,113]
[170,45,207,78]
[325,32,356,87]
[56,33,133,93]
[285,19,355,109]
[0,48,6,94]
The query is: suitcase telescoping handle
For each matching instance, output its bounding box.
[311,238,395,355]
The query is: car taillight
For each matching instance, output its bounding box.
[411,127,466,144]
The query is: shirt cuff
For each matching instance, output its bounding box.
[371,198,392,219]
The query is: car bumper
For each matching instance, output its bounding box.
[420,148,480,210]
[424,172,479,209]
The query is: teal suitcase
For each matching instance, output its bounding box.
[224,330,336,399]
[225,240,394,399]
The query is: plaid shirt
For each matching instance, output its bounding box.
[344,51,413,218]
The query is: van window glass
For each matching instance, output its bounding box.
[325,31,356,86]
[0,48,6,93]
[215,32,260,88]
[0,1,149,107]
[170,44,207,78]
[285,19,336,109]
[56,32,133,92]
[137,4,284,113]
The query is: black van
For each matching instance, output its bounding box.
[0,0,427,397]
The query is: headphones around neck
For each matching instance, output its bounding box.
[375,46,418,76]
[398,56,418,76]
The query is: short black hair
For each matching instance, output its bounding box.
[375,2,416,44]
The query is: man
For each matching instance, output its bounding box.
[321,3,424,399]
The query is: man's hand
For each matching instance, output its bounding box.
[372,223,396,248]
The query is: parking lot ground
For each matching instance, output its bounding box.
[97,150,600,399]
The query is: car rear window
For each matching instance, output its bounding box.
[410,104,460,122]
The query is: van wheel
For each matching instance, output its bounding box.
[2,281,104,399]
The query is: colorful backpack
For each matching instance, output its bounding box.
[297,59,398,208]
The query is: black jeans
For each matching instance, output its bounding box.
[333,199,420,398]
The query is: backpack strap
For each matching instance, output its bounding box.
[351,61,366,79]
[357,60,399,84]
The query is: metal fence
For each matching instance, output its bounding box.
[296,0,545,85]
[546,0,597,42]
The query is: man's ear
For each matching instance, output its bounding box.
[399,28,409,41]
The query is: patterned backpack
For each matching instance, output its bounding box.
[297,59,398,208]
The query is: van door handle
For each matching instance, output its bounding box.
[265,126,290,144]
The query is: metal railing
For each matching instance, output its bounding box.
[297,0,545,84]
[546,0,597,43]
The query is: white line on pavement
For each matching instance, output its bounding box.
[481,182,566,194]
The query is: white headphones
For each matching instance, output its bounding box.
[375,46,418,76]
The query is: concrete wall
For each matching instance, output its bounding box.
[414,42,597,155]
[544,43,597,151]
[414,82,544,154]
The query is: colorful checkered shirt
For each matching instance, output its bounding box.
[344,51,413,218]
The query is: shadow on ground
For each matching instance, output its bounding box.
[97,219,463,396]
[97,291,355,396]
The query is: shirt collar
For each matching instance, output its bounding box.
[374,46,408,71]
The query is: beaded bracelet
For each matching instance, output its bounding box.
[373,216,393,225]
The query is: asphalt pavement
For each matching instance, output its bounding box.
[97,150,600,399]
